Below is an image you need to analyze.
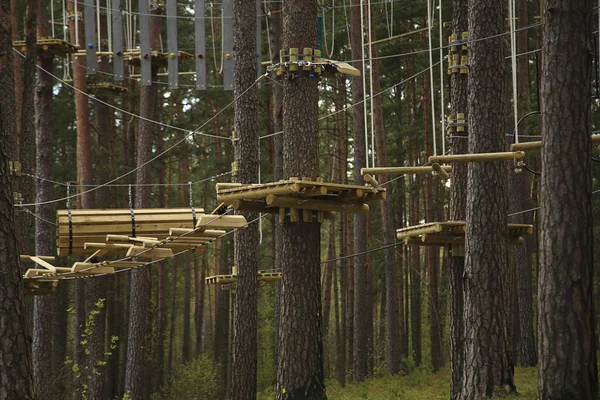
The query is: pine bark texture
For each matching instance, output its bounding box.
[537,1,598,398]
[0,0,35,396]
[32,2,56,397]
[458,0,515,397]
[125,59,159,400]
[449,0,467,397]
[231,0,259,398]
[350,0,368,383]
[276,1,326,398]
[512,0,537,368]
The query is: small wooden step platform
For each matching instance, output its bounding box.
[205,270,282,289]
[397,221,533,251]
[13,37,78,56]
[23,278,58,296]
[124,50,194,67]
[87,82,129,94]
[216,178,386,223]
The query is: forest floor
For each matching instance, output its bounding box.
[260,367,537,399]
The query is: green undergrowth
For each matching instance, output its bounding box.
[259,367,537,399]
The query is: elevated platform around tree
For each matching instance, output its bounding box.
[216,178,386,223]
[396,222,533,255]
[205,268,282,292]
[123,50,194,67]
[13,37,79,56]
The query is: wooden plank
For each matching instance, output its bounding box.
[71,263,115,274]
[20,255,55,263]
[29,256,58,272]
[24,268,72,277]
[429,151,525,164]
[195,215,248,230]
[169,228,227,237]
[57,213,202,225]
[126,246,174,259]
[361,166,452,175]
[337,189,363,202]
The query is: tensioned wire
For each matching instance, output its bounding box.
[15,20,545,205]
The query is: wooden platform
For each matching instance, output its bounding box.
[13,37,78,56]
[23,278,59,296]
[124,50,194,67]
[397,222,533,253]
[216,178,386,223]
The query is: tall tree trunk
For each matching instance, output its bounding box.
[509,0,537,367]
[367,0,401,375]
[276,1,326,398]
[350,0,368,383]
[345,215,354,373]
[125,9,161,398]
[67,0,93,397]
[14,0,36,276]
[537,1,598,398]
[449,0,468,398]
[458,0,514,397]
[195,254,207,357]
[87,54,114,400]
[214,254,231,399]
[0,0,35,395]
[231,0,259,398]
[155,132,167,386]
[32,0,57,397]
[422,73,443,373]
[407,133,421,367]
[269,0,283,385]
[168,259,178,377]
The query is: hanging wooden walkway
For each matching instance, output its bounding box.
[22,208,248,293]
[216,178,386,223]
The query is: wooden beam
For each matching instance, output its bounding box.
[217,183,302,202]
[509,134,600,152]
[57,207,203,216]
[57,213,202,226]
[431,163,450,180]
[265,195,370,214]
[71,263,116,274]
[360,166,452,175]
[429,151,525,164]
[20,255,55,263]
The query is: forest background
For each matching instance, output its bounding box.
[3,0,600,399]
